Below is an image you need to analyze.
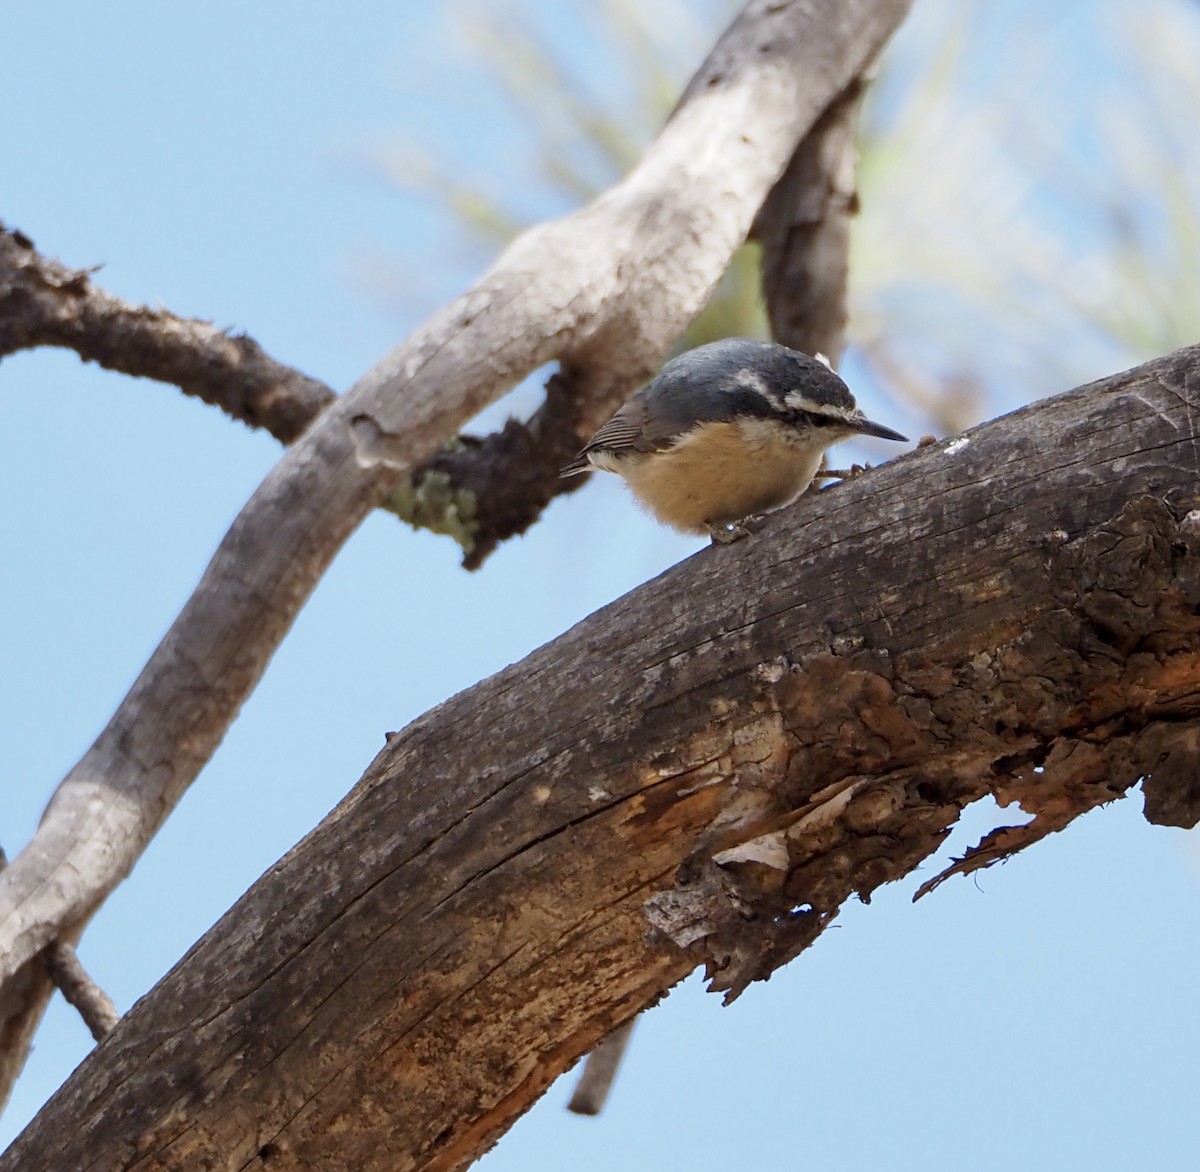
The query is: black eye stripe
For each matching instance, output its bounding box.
[723,401,848,429]
[792,408,846,428]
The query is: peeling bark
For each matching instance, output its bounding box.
[6,346,1200,1171]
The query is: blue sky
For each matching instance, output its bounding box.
[2,1,1198,1167]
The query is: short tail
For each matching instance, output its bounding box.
[558,455,591,477]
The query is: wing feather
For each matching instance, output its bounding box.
[560,395,671,476]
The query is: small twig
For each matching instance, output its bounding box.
[0,848,117,1050]
[41,942,120,1042]
[567,1019,637,1116]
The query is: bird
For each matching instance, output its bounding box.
[560,338,907,542]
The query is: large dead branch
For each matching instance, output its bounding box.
[0,0,915,1109]
[5,346,1200,1170]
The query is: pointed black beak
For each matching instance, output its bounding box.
[852,416,908,442]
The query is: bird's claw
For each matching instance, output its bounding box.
[817,463,870,481]
[707,515,769,544]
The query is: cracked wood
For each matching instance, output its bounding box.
[6,346,1200,1171]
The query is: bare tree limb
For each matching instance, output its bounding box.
[0,221,576,566]
[0,225,335,443]
[5,346,1200,1170]
[0,0,917,1108]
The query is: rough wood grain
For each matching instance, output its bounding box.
[0,0,916,1108]
[6,346,1200,1171]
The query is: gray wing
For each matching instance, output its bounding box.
[560,391,670,475]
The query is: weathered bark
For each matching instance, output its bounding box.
[6,346,1200,1171]
[0,0,916,1110]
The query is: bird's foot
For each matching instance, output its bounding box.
[707,515,769,544]
[817,463,870,482]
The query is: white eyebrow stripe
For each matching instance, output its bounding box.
[784,393,852,417]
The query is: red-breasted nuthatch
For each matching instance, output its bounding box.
[560,337,907,541]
